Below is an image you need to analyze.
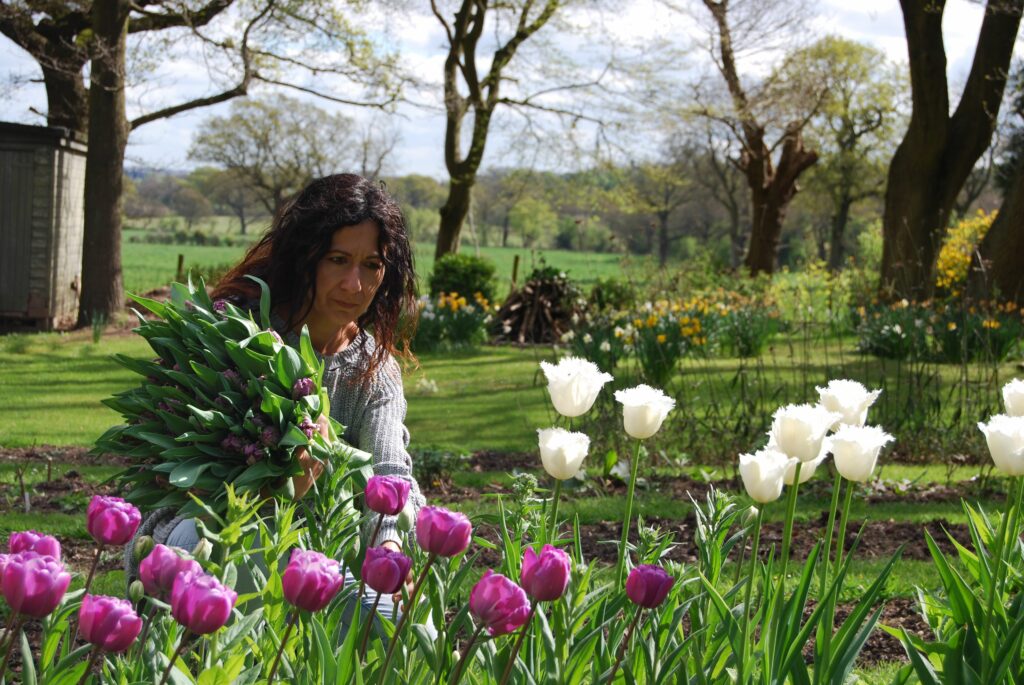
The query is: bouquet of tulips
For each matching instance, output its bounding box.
[96,276,368,516]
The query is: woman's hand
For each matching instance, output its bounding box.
[381,540,415,606]
[288,415,331,501]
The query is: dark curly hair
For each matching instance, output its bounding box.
[212,173,418,385]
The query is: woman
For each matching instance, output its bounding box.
[125,173,425,618]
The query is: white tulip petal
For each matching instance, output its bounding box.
[537,427,591,480]
[978,415,1024,476]
[614,384,676,439]
[830,425,893,482]
[1003,379,1024,418]
[739,448,789,503]
[816,379,882,428]
[540,357,613,418]
[770,404,842,462]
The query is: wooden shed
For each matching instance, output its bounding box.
[0,122,87,330]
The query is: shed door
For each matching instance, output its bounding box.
[0,150,34,313]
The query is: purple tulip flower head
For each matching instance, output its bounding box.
[469,570,532,636]
[212,299,228,314]
[1,551,72,618]
[625,565,675,609]
[362,547,413,595]
[292,377,316,400]
[8,531,61,561]
[520,545,571,602]
[87,496,142,547]
[170,570,237,634]
[79,594,143,653]
[365,476,412,516]
[139,544,203,601]
[299,416,318,439]
[416,506,472,558]
[260,426,281,448]
[282,549,344,613]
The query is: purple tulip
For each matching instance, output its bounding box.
[416,506,472,558]
[87,496,142,547]
[170,570,237,634]
[260,426,281,447]
[79,594,143,653]
[299,416,318,439]
[223,368,241,387]
[1,551,71,618]
[365,476,412,516]
[520,545,571,602]
[469,570,531,636]
[282,549,344,613]
[243,442,264,465]
[292,377,316,400]
[362,547,413,595]
[625,565,675,609]
[139,544,202,601]
[221,434,245,454]
[212,299,228,314]
[8,530,61,561]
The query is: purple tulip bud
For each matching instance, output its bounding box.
[214,396,231,409]
[243,442,264,465]
[292,377,316,400]
[260,426,280,447]
[520,545,571,602]
[87,496,142,547]
[282,549,344,612]
[170,570,237,634]
[362,547,413,595]
[365,476,412,516]
[220,435,244,454]
[172,363,181,372]
[212,299,228,314]
[8,531,61,561]
[469,570,531,636]
[268,329,284,344]
[299,417,318,439]
[79,594,143,653]
[416,506,472,558]
[139,544,202,601]
[252,414,268,428]
[1,551,71,618]
[223,369,241,387]
[625,565,675,609]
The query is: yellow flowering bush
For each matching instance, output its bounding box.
[412,291,493,352]
[935,209,996,293]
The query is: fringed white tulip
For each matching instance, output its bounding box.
[784,453,827,486]
[614,385,676,440]
[830,425,894,483]
[816,379,882,428]
[978,415,1024,476]
[739,448,789,504]
[769,404,841,462]
[539,357,613,418]
[1003,379,1024,418]
[537,428,590,481]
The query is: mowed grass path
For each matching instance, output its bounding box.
[123,240,641,294]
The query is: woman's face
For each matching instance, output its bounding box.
[310,220,385,331]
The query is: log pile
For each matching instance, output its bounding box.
[493,270,582,344]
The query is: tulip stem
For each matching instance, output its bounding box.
[0,614,25,684]
[75,645,102,685]
[616,439,644,587]
[72,544,104,647]
[816,472,848,685]
[606,605,643,684]
[833,478,855,571]
[738,506,764,685]
[449,624,485,685]
[378,553,437,683]
[777,463,801,587]
[359,592,383,661]
[267,612,297,685]
[548,480,563,542]
[499,602,537,685]
[133,601,159,663]
[157,629,191,685]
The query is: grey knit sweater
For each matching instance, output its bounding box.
[124,320,425,581]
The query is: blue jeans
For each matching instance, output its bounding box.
[166,519,430,640]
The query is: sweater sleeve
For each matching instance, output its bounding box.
[358,357,426,547]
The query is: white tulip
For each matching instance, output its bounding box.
[537,428,591,480]
[739,448,789,504]
[784,453,828,486]
[830,425,893,482]
[769,404,842,462]
[539,357,613,418]
[816,379,881,428]
[1003,379,1024,417]
[978,415,1024,476]
[613,384,676,440]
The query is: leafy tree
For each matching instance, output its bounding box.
[187,167,263,236]
[168,184,212,230]
[880,0,1022,300]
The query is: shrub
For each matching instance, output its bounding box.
[411,292,492,352]
[935,209,995,294]
[429,253,498,304]
[855,300,930,360]
[589,276,637,312]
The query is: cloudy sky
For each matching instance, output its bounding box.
[0,0,1009,178]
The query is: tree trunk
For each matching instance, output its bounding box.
[436,178,472,259]
[828,196,853,271]
[41,57,89,133]
[657,211,670,268]
[968,162,1024,304]
[501,212,510,247]
[77,0,130,326]
[880,0,1022,300]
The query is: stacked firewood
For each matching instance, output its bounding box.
[493,269,582,344]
